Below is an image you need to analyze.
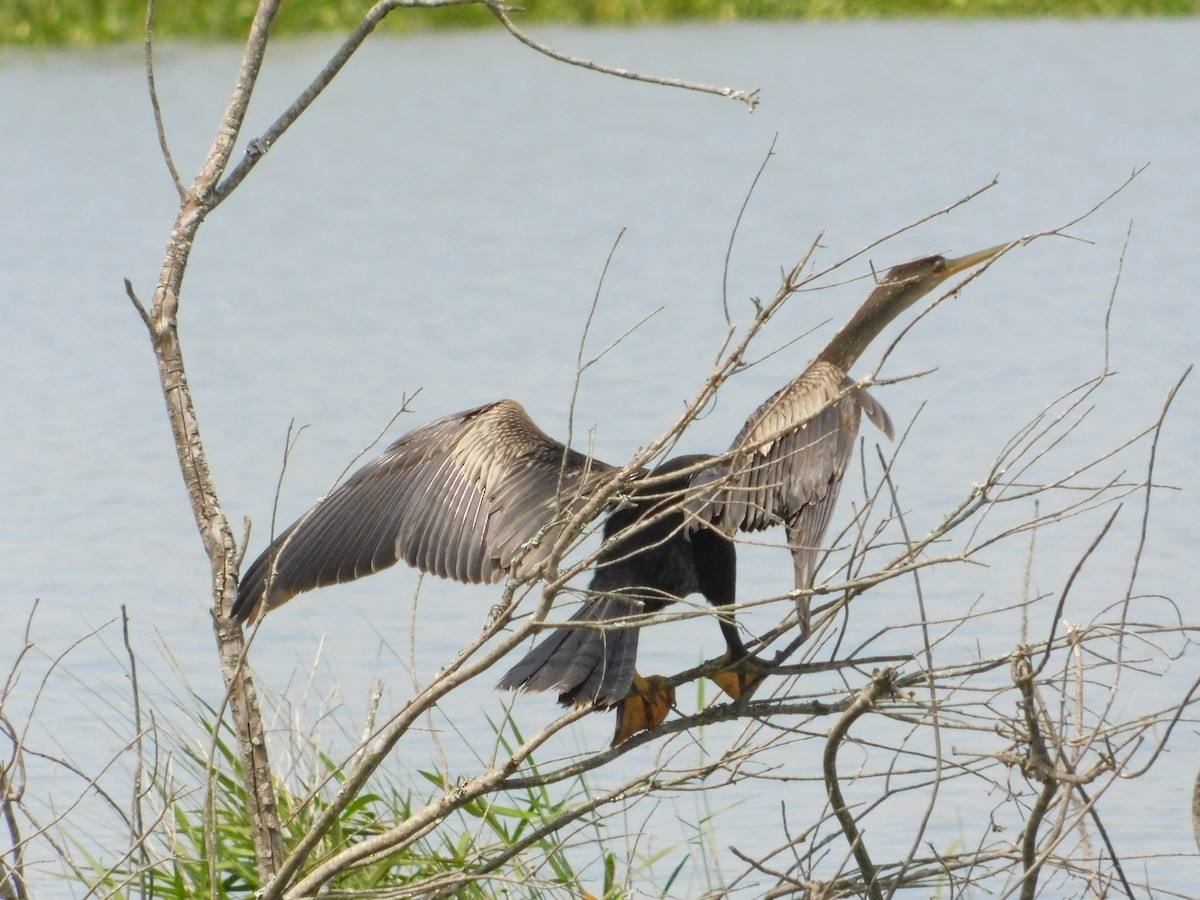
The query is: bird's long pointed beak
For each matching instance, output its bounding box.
[940,242,1009,280]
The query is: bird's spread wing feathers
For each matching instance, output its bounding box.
[236,371,892,620]
[233,400,612,620]
[695,363,892,589]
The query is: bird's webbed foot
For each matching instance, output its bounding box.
[708,650,770,701]
[610,673,676,746]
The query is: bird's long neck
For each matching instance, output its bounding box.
[815,281,918,374]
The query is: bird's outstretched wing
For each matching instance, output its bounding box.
[702,361,893,592]
[233,400,612,621]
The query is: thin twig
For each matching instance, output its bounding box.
[120,607,151,900]
[878,459,942,900]
[489,3,760,110]
[722,135,778,325]
[141,0,183,197]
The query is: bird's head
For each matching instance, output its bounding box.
[819,243,1009,372]
[877,244,1008,300]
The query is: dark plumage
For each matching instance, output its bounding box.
[495,454,740,706]
[233,246,1003,708]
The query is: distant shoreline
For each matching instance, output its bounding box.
[4,0,1196,48]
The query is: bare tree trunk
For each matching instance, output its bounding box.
[129,209,286,883]
[128,0,287,883]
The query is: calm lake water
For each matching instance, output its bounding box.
[3,19,1199,896]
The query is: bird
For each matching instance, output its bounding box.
[232,245,1004,735]
[710,243,1004,637]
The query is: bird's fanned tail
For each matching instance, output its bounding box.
[498,595,643,708]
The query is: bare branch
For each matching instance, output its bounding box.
[489,3,760,110]
[723,135,779,325]
[824,668,898,900]
[141,0,183,197]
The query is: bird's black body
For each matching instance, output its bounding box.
[496,454,741,707]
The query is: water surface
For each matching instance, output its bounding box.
[2,19,1198,895]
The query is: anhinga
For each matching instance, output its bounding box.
[232,246,1003,735]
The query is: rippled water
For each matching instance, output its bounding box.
[2,19,1198,895]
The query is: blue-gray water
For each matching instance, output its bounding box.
[2,20,1198,896]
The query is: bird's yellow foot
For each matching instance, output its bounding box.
[611,673,675,746]
[708,652,769,700]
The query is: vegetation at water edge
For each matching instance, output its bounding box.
[2,0,1197,47]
